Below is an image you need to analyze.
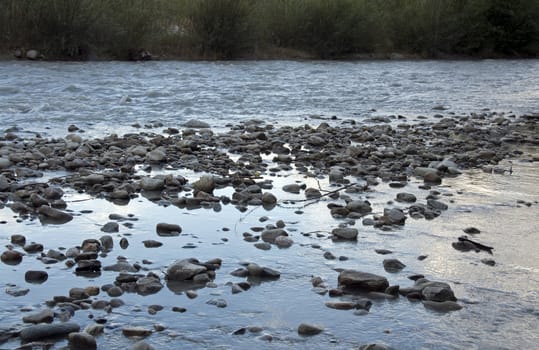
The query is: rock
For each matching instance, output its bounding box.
[84,174,105,185]
[140,177,165,191]
[375,249,392,255]
[297,323,323,336]
[25,270,48,284]
[423,300,462,312]
[147,149,166,163]
[99,235,114,251]
[261,228,287,243]
[68,332,97,350]
[261,192,277,205]
[23,243,43,253]
[100,222,119,233]
[5,286,29,297]
[136,275,163,295]
[0,157,11,169]
[22,309,54,324]
[19,322,80,341]
[274,235,293,248]
[380,208,406,225]
[338,270,389,292]
[423,172,442,185]
[26,49,40,60]
[395,193,416,203]
[331,227,358,240]
[85,323,105,336]
[132,340,156,350]
[427,199,448,210]
[192,176,215,194]
[183,119,210,128]
[481,258,496,266]
[1,250,23,265]
[401,279,457,302]
[359,343,395,350]
[37,205,73,224]
[383,259,406,273]
[166,259,207,281]
[122,327,152,337]
[69,288,89,300]
[345,200,372,214]
[143,240,162,248]
[254,242,271,250]
[206,298,227,308]
[11,234,26,245]
[463,227,481,234]
[156,223,181,236]
[282,184,302,194]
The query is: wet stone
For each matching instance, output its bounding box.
[11,234,26,245]
[22,309,54,324]
[297,323,324,336]
[1,250,24,265]
[383,259,406,273]
[19,322,80,342]
[101,222,119,233]
[6,286,29,297]
[25,270,48,284]
[68,332,97,350]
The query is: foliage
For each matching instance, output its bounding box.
[0,0,537,59]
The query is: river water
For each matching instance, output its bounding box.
[0,60,538,349]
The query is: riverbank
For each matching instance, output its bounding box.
[1,111,538,349]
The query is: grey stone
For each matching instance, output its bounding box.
[100,222,119,233]
[423,300,462,312]
[156,223,182,236]
[37,205,73,224]
[22,309,54,324]
[338,270,389,292]
[192,176,215,194]
[332,227,358,240]
[25,270,48,284]
[383,259,406,273]
[68,332,97,350]
[396,193,416,203]
[166,259,207,281]
[297,323,323,336]
[183,119,210,128]
[19,322,80,341]
[140,177,165,191]
[261,229,287,243]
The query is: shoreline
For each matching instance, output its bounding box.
[1,113,538,348]
[1,47,537,62]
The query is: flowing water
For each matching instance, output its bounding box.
[0,60,538,349]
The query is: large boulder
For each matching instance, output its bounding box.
[338,270,389,292]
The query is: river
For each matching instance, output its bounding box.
[0,60,538,349]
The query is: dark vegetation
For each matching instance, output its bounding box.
[1,0,538,60]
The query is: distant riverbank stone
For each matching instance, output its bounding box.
[140,177,165,191]
[338,270,389,292]
[19,322,80,341]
